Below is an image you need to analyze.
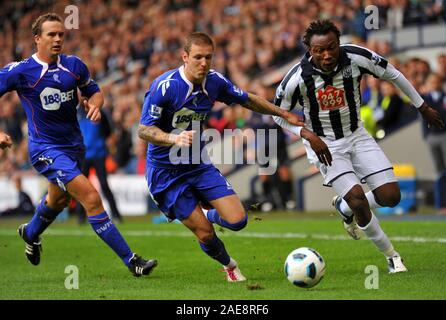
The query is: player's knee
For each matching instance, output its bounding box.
[225,212,248,231]
[82,192,103,213]
[379,192,401,208]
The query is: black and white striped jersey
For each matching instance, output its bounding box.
[273,44,423,140]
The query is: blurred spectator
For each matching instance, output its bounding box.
[76,108,123,223]
[0,174,35,217]
[246,82,295,211]
[376,81,405,135]
[387,0,406,29]
[207,105,237,133]
[423,0,446,23]
[436,54,446,88]
[125,138,148,175]
[361,76,383,137]
[255,115,295,211]
[422,72,446,213]
[112,108,134,169]
[403,57,431,93]
[343,0,368,40]
[421,73,446,174]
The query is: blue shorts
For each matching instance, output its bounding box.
[146,164,236,221]
[30,147,84,192]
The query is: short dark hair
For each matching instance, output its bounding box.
[302,20,341,48]
[184,32,214,54]
[32,13,63,36]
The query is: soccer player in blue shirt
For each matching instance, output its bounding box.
[0,13,156,277]
[138,32,304,281]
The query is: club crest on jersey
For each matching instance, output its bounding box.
[317,85,346,111]
[150,104,163,119]
[53,74,61,83]
[342,65,352,78]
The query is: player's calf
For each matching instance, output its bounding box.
[199,233,231,265]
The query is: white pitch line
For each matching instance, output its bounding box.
[0,229,445,244]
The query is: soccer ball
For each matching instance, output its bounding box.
[284,247,326,288]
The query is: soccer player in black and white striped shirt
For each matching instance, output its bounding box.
[274,20,444,273]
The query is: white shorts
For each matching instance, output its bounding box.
[303,126,397,193]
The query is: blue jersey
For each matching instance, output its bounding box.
[140,66,248,168]
[0,54,100,153]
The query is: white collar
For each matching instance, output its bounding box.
[179,65,208,98]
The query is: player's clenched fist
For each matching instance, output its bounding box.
[171,130,196,147]
[0,132,12,149]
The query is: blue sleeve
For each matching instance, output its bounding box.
[0,62,21,96]
[75,57,100,97]
[215,72,248,105]
[140,79,176,126]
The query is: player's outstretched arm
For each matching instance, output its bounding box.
[0,131,12,149]
[242,93,305,127]
[138,124,195,147]
[380,64,444,129]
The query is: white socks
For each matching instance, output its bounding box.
[225,257,237,269]
[339,191,382,216]
[365,191,382,210]
[358,213,396,258]
[339,199,353,217]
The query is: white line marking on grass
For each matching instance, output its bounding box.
[1,229,445,244]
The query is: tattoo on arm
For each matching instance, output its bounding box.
[138,124,175,147]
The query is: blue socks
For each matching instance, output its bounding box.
[199,234,230,265]
[206,209,248,231]
[26,196,61,241]
[88,212,133,266]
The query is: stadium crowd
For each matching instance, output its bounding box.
[1,0,445,184]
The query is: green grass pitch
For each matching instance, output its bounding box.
[0,213,445,300]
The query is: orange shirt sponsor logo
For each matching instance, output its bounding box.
[317,85,346,110]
